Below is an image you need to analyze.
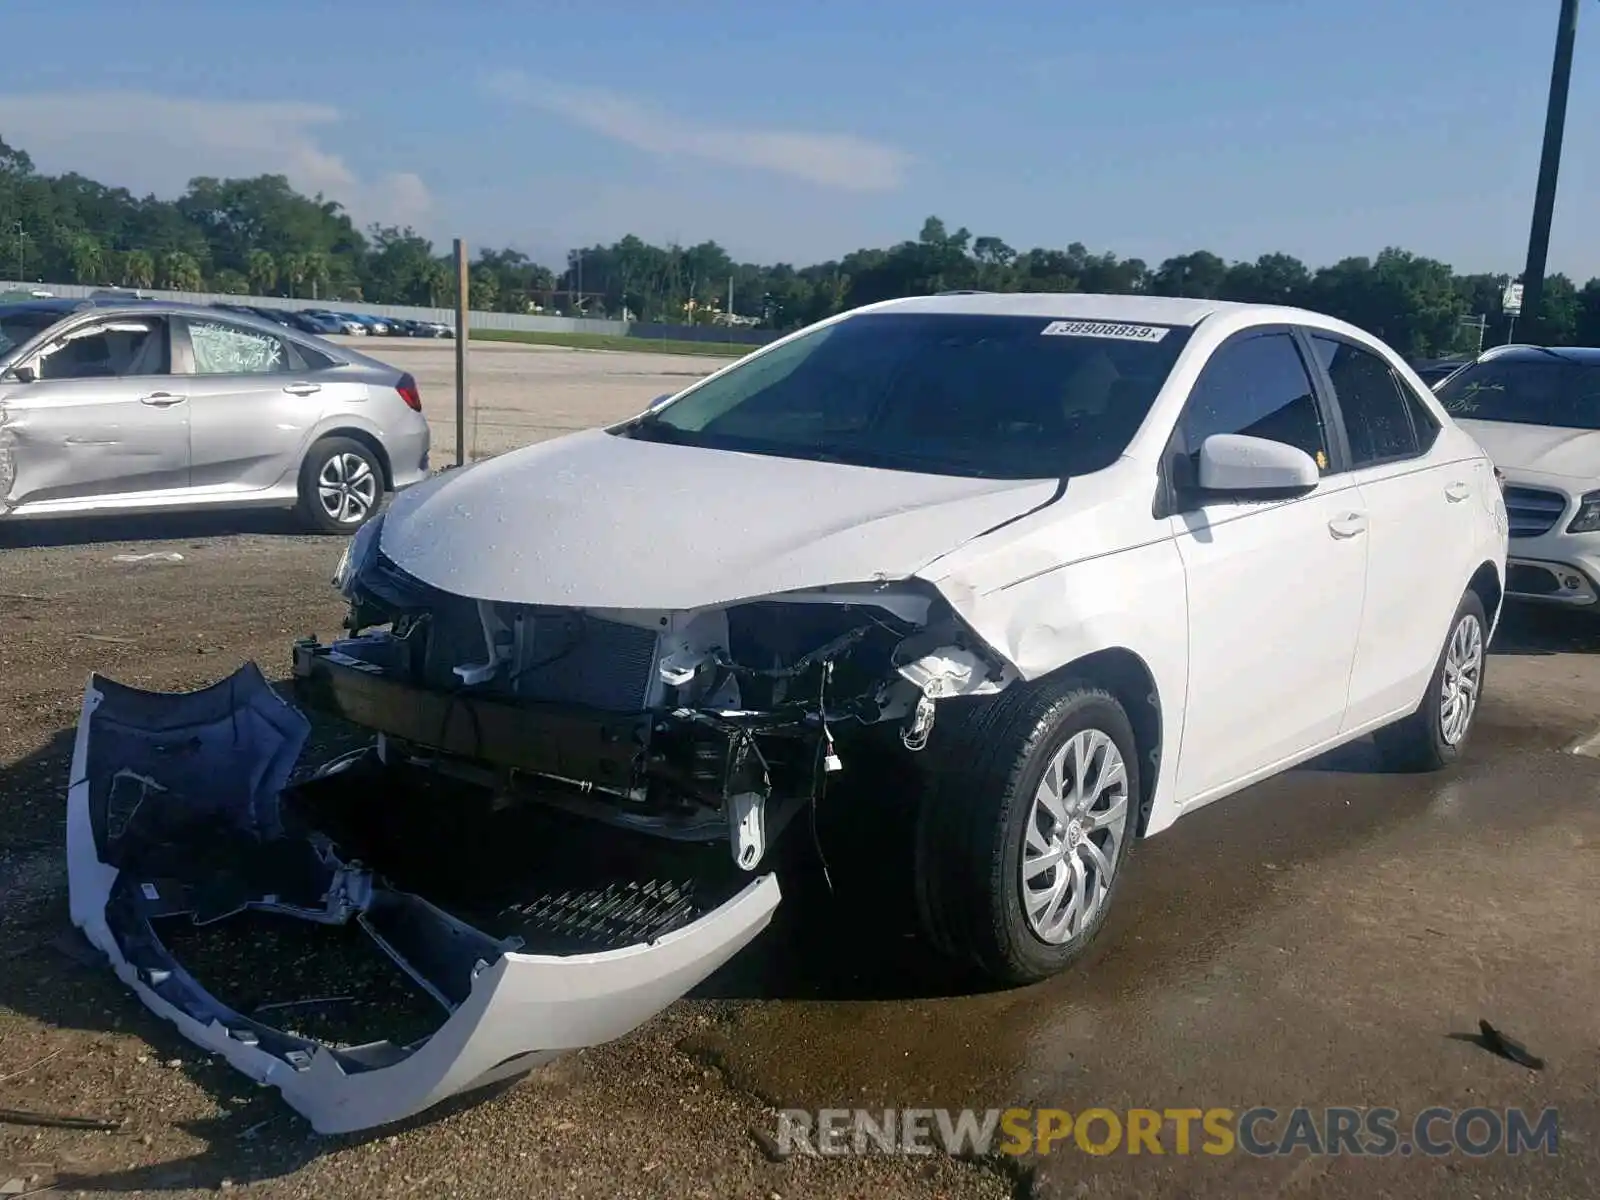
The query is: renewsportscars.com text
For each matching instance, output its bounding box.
[772,1106,1559,1158]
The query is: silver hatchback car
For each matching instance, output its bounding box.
[0,300,430,533]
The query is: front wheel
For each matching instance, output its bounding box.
[913,680,1140,985]
[1374,590,1488,772]
[295,436,385,534]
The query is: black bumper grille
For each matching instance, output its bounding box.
[500,879,700,952]
[1503,486,1567,538]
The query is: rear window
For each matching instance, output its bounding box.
[615,312,1193,479]
[1435,357,1600,431]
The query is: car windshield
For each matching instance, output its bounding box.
[0,309,62,360]
[614,312,1193,479]
[1435,356,1600,431]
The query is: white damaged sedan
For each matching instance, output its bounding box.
[68,293,1508,1133]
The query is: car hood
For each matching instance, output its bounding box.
[379,428,1062,609]
[1456,419,1600,483]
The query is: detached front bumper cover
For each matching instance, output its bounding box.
[65,663,780,1135]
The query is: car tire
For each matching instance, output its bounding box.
[913,679,1140,986]
[1374,590,1488,773]
[295,436,385,535]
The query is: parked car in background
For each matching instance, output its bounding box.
[1436,344,1600,609]
[286,310,343,336]
[0,298,429,532]
[302,309,366,336]
[1411,357,1472,389]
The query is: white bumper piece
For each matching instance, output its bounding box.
[65,664,780,1135]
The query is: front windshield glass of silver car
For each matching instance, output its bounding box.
[0,309,62,361]
[615,312,1193,479]
[1435,357,1600,431]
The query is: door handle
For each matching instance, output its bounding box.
[283,382,322,397]
[1328,512,1368,539]
[138,391,186,407]
[1445,481,1471,502]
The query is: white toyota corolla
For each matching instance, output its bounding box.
[69,293,1508,1133]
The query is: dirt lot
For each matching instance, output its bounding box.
[359,337,726,465]
[2,342,1599,1198]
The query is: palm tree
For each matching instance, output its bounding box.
[302,250,329,301]
[281,252,308,298]
[68,235,103,284]
[160,250,202,291]
[246,249,277,295]
[123,250,155,289]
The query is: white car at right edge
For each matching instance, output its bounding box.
[1435,344,1600,610]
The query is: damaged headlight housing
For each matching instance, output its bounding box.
[332,513,385,596]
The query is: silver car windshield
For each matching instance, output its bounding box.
[0,309,61,361]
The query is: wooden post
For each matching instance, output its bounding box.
[454,238,470,466]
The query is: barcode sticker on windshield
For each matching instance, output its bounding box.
[1040,320,1170,343]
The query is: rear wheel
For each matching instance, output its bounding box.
[296,436,384,534]
[914,679,1139,985]
[1374,590,1488,772]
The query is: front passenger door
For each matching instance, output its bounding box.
[0,315,189,508]
[1168,329,1370,807]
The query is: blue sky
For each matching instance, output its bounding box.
[1,0,1597,279]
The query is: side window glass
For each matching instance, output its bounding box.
[1182,332,1329,471]
[1401,380,1441,452]
[34,318,169,381]
[1310,336,1420,465]
[187,320,291,376]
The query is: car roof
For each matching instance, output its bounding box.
[1478,344,1600,365]
[856,291,1324,328]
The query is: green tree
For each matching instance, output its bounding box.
[246,248,278,294]
[67,234,103,284]
[122,249,155,289]
[160,250,202,290]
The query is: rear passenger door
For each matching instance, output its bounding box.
[1303,332,1469,730]
[175,316,335,493]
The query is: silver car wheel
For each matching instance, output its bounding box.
[1439,611,1484,746]
[317,453,378,525]
[1021,728,1129,945]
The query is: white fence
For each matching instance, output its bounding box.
[1,279,631,336]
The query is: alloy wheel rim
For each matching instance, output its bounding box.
[1021,728,1130,945]
[317,453,378,524]
[1440,613,1484,746]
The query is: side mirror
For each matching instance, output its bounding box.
[6,363,37,384]
[1196,433,1319,498]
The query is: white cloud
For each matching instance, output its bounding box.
[483,71,910,192]
[0,90,433,230]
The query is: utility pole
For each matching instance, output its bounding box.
[454,238,471,468]
[1520,0,1581,341]
[12,222,23,280]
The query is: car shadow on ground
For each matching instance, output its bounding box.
[0,508,314,550]
[1489,602,1600,656]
